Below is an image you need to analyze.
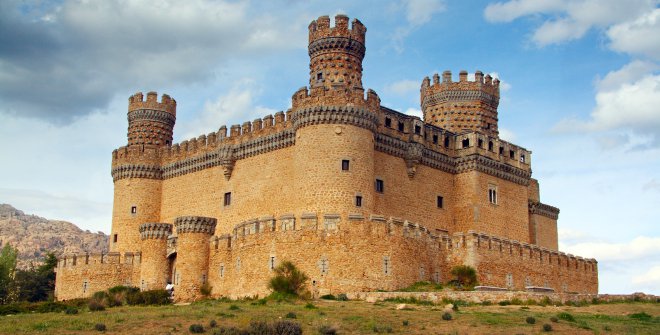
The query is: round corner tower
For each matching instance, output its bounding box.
[139,223,173,291]
[420,70,500,137]
[291,15,379,217]
[127,91,177,146]
[109,92,175,254]
[172,216,216,301]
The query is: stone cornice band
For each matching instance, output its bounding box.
[308,36,366,60]
[174,216,217,234]
[421,90,499,111]
[128,109,176,127]
[528,201,560,219]
[290,105,377,132]
[139,223,173,240]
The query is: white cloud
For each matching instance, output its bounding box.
[391,0,446,53]
[608,8,660,61]
[385,79,420,96]
[404,0,446,25]
[498,127,516,142]
[561,236,660,261]
[403,107,423,118]
[643,179,660,192]
[484,0,656,47]
[554,61,660,144]
[178,80,278,140]
[632,265,660,291]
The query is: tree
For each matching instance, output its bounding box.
[268,261,309,296]
[0,244,18,304]
[14,252,57,302]
[449,265,478,290]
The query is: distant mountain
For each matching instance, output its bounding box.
[0,204,108,269]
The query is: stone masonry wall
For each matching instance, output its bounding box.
[55,253,140,300]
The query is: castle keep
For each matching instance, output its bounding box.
[55,15,598,301]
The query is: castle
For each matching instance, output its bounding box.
[54,15,598,301]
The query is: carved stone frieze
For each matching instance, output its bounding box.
[128,109,176,127]
[174,216,217,235]
[139,223,173,240]
[291,105,378,132]
[308,36,366,60]
[111,164,162,182]
[404,142,425,178]
[528,200,560,220]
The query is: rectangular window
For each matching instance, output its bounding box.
[341,159,350,171]
[462,138,470,148]
[520,154,526,163]
[224,192,231,206]
[113,234,118,243]
[432,134,438,144]
[478,139,484,148]
[499,146,504,155]
[375,179,384,193]
[130,206,137,214]
[355,195,362,207]
[385,117,392,128]
[398,121,404,132]
[509,150,515,159]
[437,195,444,209]
[444,137,450,148]
[316,72,323,81]
[488,185,498,205]
[488,141,494,151]
[414,125,421,134]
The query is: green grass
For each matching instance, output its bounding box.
[0,299,657,334]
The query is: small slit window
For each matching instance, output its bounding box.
[432,134,438,144]
[444,137,450,148]
[224,192,232,206]
[375,179,384,193]
[437,195,444,209]
[398,122,404,132]
[499,146,504,155]
[355,195,362,207]
[130,206,137,214]
[341,159,350,171]
[488,141,494,151]
[385,117,392,128]
[113,234,118,243]
[478,139,483,148]
[488,185,498,205]
[509,150,515,159]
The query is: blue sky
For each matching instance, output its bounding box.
[1,0,659,294]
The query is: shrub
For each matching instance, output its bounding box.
[498,300,511,306]
[305,302,317,309]
[200,283,213,297]
[337,293,348,301]
[510,298,523,305]
[94,323,107,332]
[273,321,302,335]
[442,312,453,321]
[285,312,297,319]
[228,304,240,311]
[140,290,172,305]
[557,312,575,322]
[629,312,652,321]
[319,325,337,335]
[550,317,558,323]
[35,301,68,313]
[449,265,478,290]
[268,261,309,296]
[526,316,536,324]
[372,325,393,333]
[320,294,336,300]
[212,326,243,335]
[209,320,217,328]
[543,323,553,332]
[88,299,106,311]
[540,296,552,306]
[189,324,205,333]
[267,291,297,302]
[481,300,492,306]
[64,306,79,315]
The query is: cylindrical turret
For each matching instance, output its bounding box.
[420,70,500,137]
[292,15,377,219]
[306,15,366,98]
[139,223,172,291]
[173,216,216,301]
[127,91,177,147]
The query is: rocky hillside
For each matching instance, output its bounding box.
[0,204,108,269]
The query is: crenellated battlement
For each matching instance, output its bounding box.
[421,70,501,137]
[56,251,141,268]
[308,14,366,46]
[139,222,173,240]
[128,91,176,115]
